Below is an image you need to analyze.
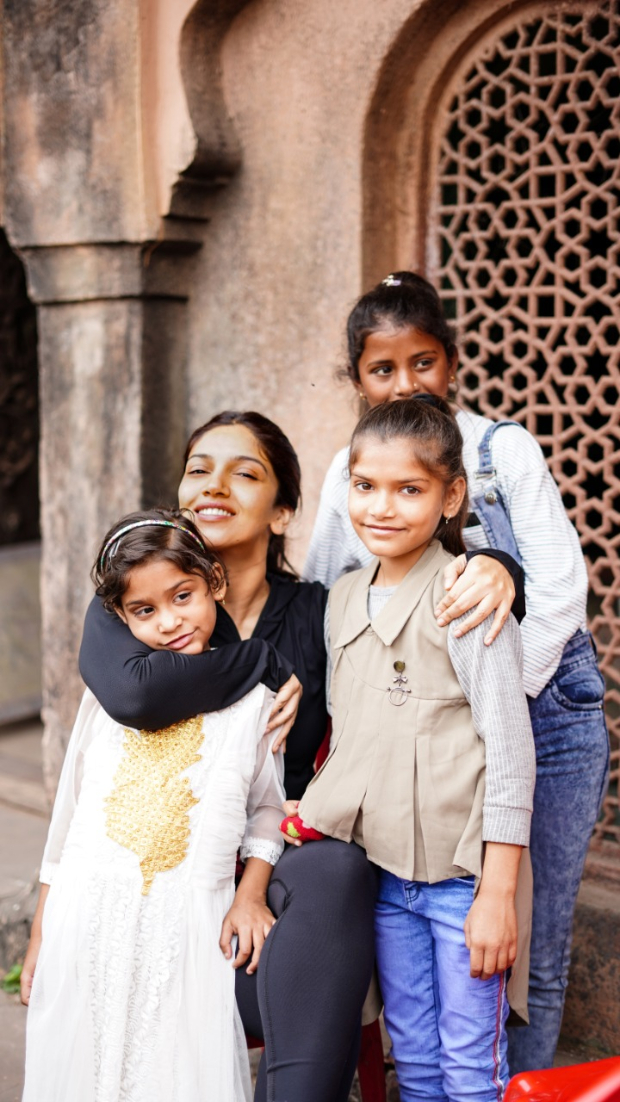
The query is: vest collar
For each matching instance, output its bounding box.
[334,540,446,648]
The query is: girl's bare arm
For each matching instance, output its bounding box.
[20,884,50,1006]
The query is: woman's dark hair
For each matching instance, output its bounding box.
[183,411,302,577]
[93,508,226,613]
[349,395,468,557]
[345,271,458,383]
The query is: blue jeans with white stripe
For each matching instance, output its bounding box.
[375,871,509,1101]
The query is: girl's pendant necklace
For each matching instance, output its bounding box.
[387,660,411,707]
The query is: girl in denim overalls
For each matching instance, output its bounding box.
[304,272,610,1073]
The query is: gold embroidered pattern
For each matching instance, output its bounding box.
[105,715,204,895]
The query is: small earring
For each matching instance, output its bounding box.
[359,391,367,401]
[444,515,450,525]
[449,375,456,383]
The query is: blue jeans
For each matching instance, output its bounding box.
[375,872,510,1101]
[508,630,609,1073]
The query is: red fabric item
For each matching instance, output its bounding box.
[504,1058,620,1102]
[315,719,332,771]
[357,1020,387,1102]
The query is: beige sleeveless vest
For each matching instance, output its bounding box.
[300,541,487,882]
[299,539,532,1023]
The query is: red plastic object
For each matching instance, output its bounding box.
[504,1058,620,1102]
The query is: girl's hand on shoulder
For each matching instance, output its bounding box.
[464,888,518,980]
[266,673,303,751]
[220,896,276,976]
[436,554,515,645]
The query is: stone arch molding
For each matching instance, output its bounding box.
[362,0,557,285]
[153,0,254,227]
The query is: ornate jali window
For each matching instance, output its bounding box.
[428,1,620,874]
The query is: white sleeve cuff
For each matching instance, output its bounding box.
[240,838,283,866]
[39,861,59,885]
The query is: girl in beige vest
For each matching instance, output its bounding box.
[294,396,536,1101]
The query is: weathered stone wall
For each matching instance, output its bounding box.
[183,0,426,562]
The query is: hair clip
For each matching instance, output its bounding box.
[382,275,402,287]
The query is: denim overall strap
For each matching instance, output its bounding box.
[470,421,525,567]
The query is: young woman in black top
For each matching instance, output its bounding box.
[79,410,523,1102]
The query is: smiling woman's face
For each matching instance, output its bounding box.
[177,424,291,563]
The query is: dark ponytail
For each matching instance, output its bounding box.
[349,395,468,557]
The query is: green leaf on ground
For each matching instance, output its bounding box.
[1,963,22,994]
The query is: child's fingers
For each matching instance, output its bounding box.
[441,553,468,592]
[482,604,511,646]
[219,918,235,960]
[469,943,484,979]
[282,832,302,846]
[232,928,253,970]
[480,946,500,981]
[435,583,481,626]
[245,930,265,975]
[20,971,32,1006]
[265,677,303,734]
[270,724,289,753]
[282,800,300,817]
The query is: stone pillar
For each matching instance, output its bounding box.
[0,0,222,793]
[17,243,198,792]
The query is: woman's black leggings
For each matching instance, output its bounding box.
[235,839,377,1102]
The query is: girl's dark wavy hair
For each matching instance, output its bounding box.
[345,271,458,383]
[349,394,468,557]
[183,411,302,578]
[92,508,226,613]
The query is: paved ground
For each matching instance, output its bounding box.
[0,719,607,1100]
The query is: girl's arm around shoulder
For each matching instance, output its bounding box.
[79,596,294,730]
[448,611,536,849]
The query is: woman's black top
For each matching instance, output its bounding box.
[79,550,523,802]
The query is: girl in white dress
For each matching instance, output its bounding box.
[21,509,287,1102]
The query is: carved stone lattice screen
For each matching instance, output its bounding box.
[429,1,620,874]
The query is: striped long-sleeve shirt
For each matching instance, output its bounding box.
[304,407,587,699]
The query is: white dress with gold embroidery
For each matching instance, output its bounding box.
[23,684,285,1102]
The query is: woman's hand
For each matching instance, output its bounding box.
[436,554,515,645]
[265,674,303,751]
[220,858,276,975]
[464,888,518,980]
